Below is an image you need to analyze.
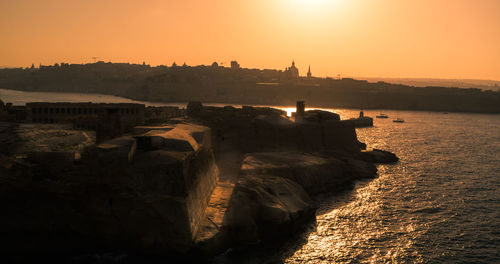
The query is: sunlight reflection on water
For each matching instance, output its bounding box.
[280,110,500,263]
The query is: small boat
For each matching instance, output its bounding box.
[376,113,389,118]
[393,112,404,123]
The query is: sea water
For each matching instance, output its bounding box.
[277,110,500,263]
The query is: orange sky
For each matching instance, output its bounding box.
[1,0,499,80]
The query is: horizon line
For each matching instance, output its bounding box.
[1,62,499,84]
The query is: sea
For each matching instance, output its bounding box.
[1,88,499,263]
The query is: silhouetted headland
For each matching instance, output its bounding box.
[0,99,397,262]
[1,61,499,113]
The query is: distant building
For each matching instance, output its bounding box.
[26,102,145,131]
[296,101,305,117]
[144,106,182,123]
[307,65,312,79]
[0,99,26,121]
[0,99,5,119]
[284,61,299,79]
[230,61,240,69]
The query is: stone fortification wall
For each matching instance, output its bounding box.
[0,123,218,255]
[145,106,182,123]
[188,105,363,154]
[80,123,218,252]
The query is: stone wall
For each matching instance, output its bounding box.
[189,105,363,154]
[251,116,362,153]
[0,123,219,255]
[82,123,219,252]
[145,106,182,123]
[26,102,145,130]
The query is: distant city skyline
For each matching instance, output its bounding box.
[1,0,499,80]
[6,61,500,88]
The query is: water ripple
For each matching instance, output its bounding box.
[281,110,500,263]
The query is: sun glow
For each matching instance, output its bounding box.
[289,0,343,10]
[293,0,329,6]
[282,0,347,19]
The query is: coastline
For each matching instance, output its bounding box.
[0,103,398,262]
[2,87,500,115]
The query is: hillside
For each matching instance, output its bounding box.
[359,77,500,91]
[1,62,499,113]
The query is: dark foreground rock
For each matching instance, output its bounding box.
[0,109,400,260]
[241,152,377,195]
[357,149,399,163]
[194,151,382,255]
[0,123,219,257]
[226,174,316,245]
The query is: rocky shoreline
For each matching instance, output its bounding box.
[214,150,395,249]
[187,104,399,259]
[0,104,398,262]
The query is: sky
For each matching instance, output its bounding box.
[1,0,499,80]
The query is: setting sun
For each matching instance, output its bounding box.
[285,0,346,16]
[291,0,331,8]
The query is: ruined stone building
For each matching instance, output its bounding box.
[144,106,182,123]
[0,99,26,122]
[26,102,145,130]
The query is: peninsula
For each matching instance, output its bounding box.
[0,99,397,262]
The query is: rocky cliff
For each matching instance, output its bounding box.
[0,107,398,261]
[0,123,219,258]
[187,106,398,257]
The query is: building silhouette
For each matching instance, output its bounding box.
[230,61,240,69]
[284,61,299,79]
